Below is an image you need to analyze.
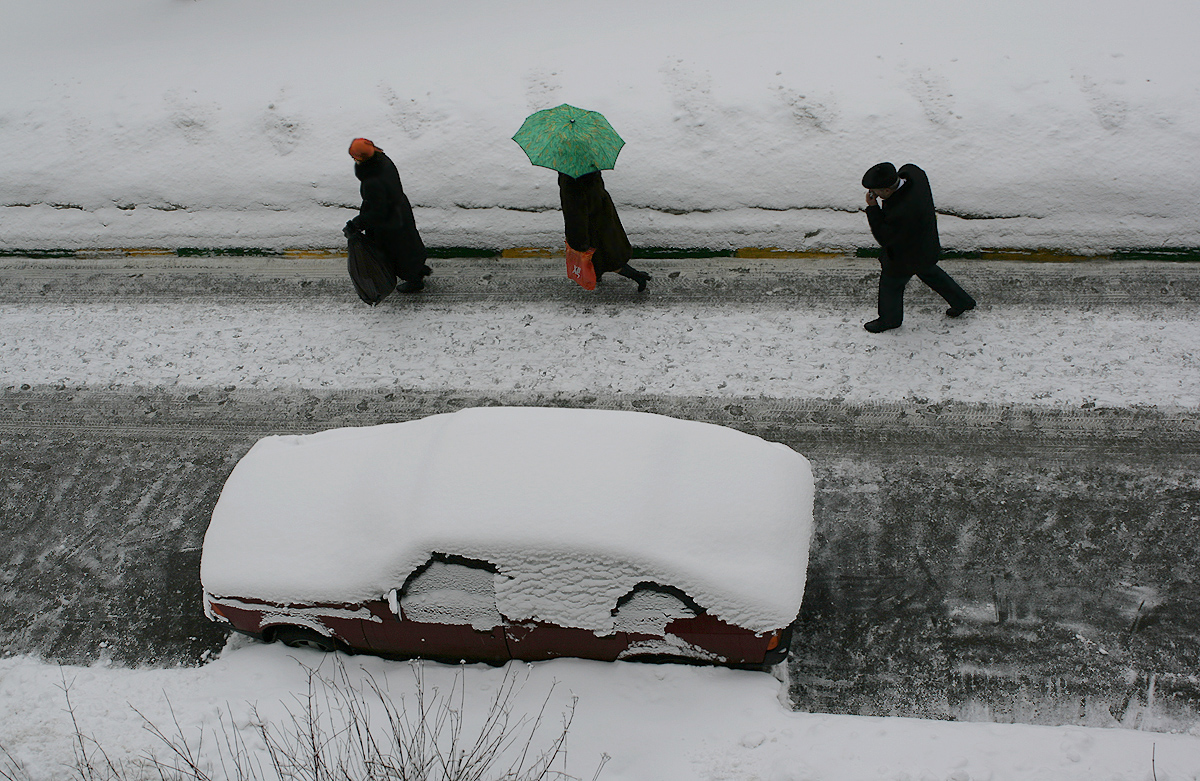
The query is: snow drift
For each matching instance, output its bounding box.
[2,0,1198,252]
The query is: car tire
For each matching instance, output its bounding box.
[271,625,339,653]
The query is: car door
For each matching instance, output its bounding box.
[503,620,629,662]
[361,556,510,663]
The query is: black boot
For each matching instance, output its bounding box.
[618,264,652,292]
[863,318,900,333]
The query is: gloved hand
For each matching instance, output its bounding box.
[343,220,359,239]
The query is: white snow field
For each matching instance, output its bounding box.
[2,641,1198,781]
[1,0,1198,252]
[4,1,1200,778]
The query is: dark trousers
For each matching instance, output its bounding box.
[372,228,429,283]
[877,264,975,325]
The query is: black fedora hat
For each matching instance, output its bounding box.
[862,162,899,189]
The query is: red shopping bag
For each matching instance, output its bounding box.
[565,243,597,290]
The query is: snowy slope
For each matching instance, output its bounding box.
[2,0,1198,251]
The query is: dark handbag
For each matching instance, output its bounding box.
[346,232,396,305]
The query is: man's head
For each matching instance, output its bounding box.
[349,138,379,163]
[862,162,901,199]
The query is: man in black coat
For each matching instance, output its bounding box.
[861,162,975,333]
[344,138,430,293]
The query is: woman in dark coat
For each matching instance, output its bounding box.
[558,171,650,291]
[344,138,430,293]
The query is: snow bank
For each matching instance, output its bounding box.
[201,407,814,633]
[3,0,1198,252]
[5,645,1200,781]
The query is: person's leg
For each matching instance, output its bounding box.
[617,263,651,292]
[392,256,424,292]
[865,271,909,332]
[380,230,429,290]
[917,265,975,315]
[398,263,425,284]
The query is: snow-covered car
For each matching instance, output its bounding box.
[200,407,814,667]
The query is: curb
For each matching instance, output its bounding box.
[2,247,1200,262]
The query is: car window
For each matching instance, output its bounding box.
[398,556,503,631]
[612,583,699,634]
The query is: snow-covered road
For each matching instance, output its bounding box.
[3,256,1200,780]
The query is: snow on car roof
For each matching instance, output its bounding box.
[200,407,813,633]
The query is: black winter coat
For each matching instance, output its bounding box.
[865,163,941,275]
[558,171,632,274]
[350,151,427,277]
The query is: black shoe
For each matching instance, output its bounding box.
[420,264,433,278]
[624,269,651,292]
[398,279,425,294]
[946,303,975,318]
[616,265,651,292]
[864,318,900,333]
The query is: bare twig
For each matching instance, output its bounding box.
[0,741,33,781]
[45,655,602,781]
[57,671,129,781]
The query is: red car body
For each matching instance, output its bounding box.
[204,581,791,667]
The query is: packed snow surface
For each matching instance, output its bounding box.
[2,643,1198,781]
[202,407,814,633]
[4,294,1198,408]
[3,0,1199,251]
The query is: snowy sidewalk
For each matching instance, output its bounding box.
[1,258,1198,409]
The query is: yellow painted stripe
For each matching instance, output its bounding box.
[501,247,556,258]
[284,249,346,260]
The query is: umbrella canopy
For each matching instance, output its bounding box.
[512,104,624,179]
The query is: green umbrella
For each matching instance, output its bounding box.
[512,103,625,179]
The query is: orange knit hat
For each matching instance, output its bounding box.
[348,138,380,161]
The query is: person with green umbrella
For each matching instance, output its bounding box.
[514,104,651,291]
[558,170,650,291]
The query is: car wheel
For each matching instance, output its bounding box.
[271,625,338,652]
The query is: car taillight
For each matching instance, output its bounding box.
[766,632,780,651]
[209,601,228,619]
